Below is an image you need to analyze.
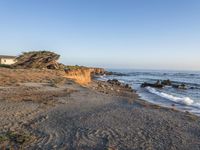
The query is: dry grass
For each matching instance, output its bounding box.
[0,86,75,103]
[50,77,67,87]
[0,68,66,86]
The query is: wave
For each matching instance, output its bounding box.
[146,87,194,105]
[194,103,200,108]
[97,75,107,81]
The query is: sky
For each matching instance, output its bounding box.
[0,0,200,71]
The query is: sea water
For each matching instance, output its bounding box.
[99,69,200,115]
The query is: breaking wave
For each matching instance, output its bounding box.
[146,87,194,105]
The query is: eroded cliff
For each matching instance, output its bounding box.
[64,68,105,85]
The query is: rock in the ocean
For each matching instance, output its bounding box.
[141,80,164,88]
[172,84,187,90]
[161,79,172,86]
[141,79,187,90]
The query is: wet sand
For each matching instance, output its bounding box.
[0,79,200,149]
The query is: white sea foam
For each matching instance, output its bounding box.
[98,75,107,81]
[146,87,194,105]
[194,103,200,108]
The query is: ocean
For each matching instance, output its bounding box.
[99,69,200,115]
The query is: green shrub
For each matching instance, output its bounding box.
[65,65,84,70]
[0,64,11,68]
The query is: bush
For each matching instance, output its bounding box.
[65,65,86,70]
[0,64,11,68]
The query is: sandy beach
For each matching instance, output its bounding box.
[0,68,200,150]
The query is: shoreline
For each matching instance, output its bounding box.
[100,70,200,116]
[92,79,196,115]
[0,68,200,149]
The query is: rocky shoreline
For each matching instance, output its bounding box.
[0,68,200,149]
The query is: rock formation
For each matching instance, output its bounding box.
[11,50,107,85]
[172,84,187,90]
[107,79,133,91]
[161,79,172,86]
[12,51,65,69]
[64,67,107,85]
[90,68,105,75]
[141,79,187,89]
[64,68,92,85]
[141,80,164,88]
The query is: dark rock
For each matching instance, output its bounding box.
[172,84,187,90]
[125,84,130,88]
[185,111,190,114]
[125,84,133,90]
[141,79,187,90]
[141,80,164,88]
[104,71,113,75]
[105,72,128,76]
[161,79,172,86]
[112,72,128,76]
[107,79,121,86]
[107,79,133,91]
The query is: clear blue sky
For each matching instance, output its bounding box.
[0,0,200,70]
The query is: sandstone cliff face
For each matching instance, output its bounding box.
[64,68,105,85]
[64,68,92,85]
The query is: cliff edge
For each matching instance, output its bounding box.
[64,67,105,85]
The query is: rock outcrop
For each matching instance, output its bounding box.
[12,51,65,69]
[107,79,133,91]
[91,68,105,75]
[141,80,164,88]
[105,72,128,76]
[64,68,92,85]
[141,79,187,89]
[161,79,172,86]
[64,67,108,85]
[172,84,187,90]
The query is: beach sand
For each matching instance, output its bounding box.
[0,69,200,149]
